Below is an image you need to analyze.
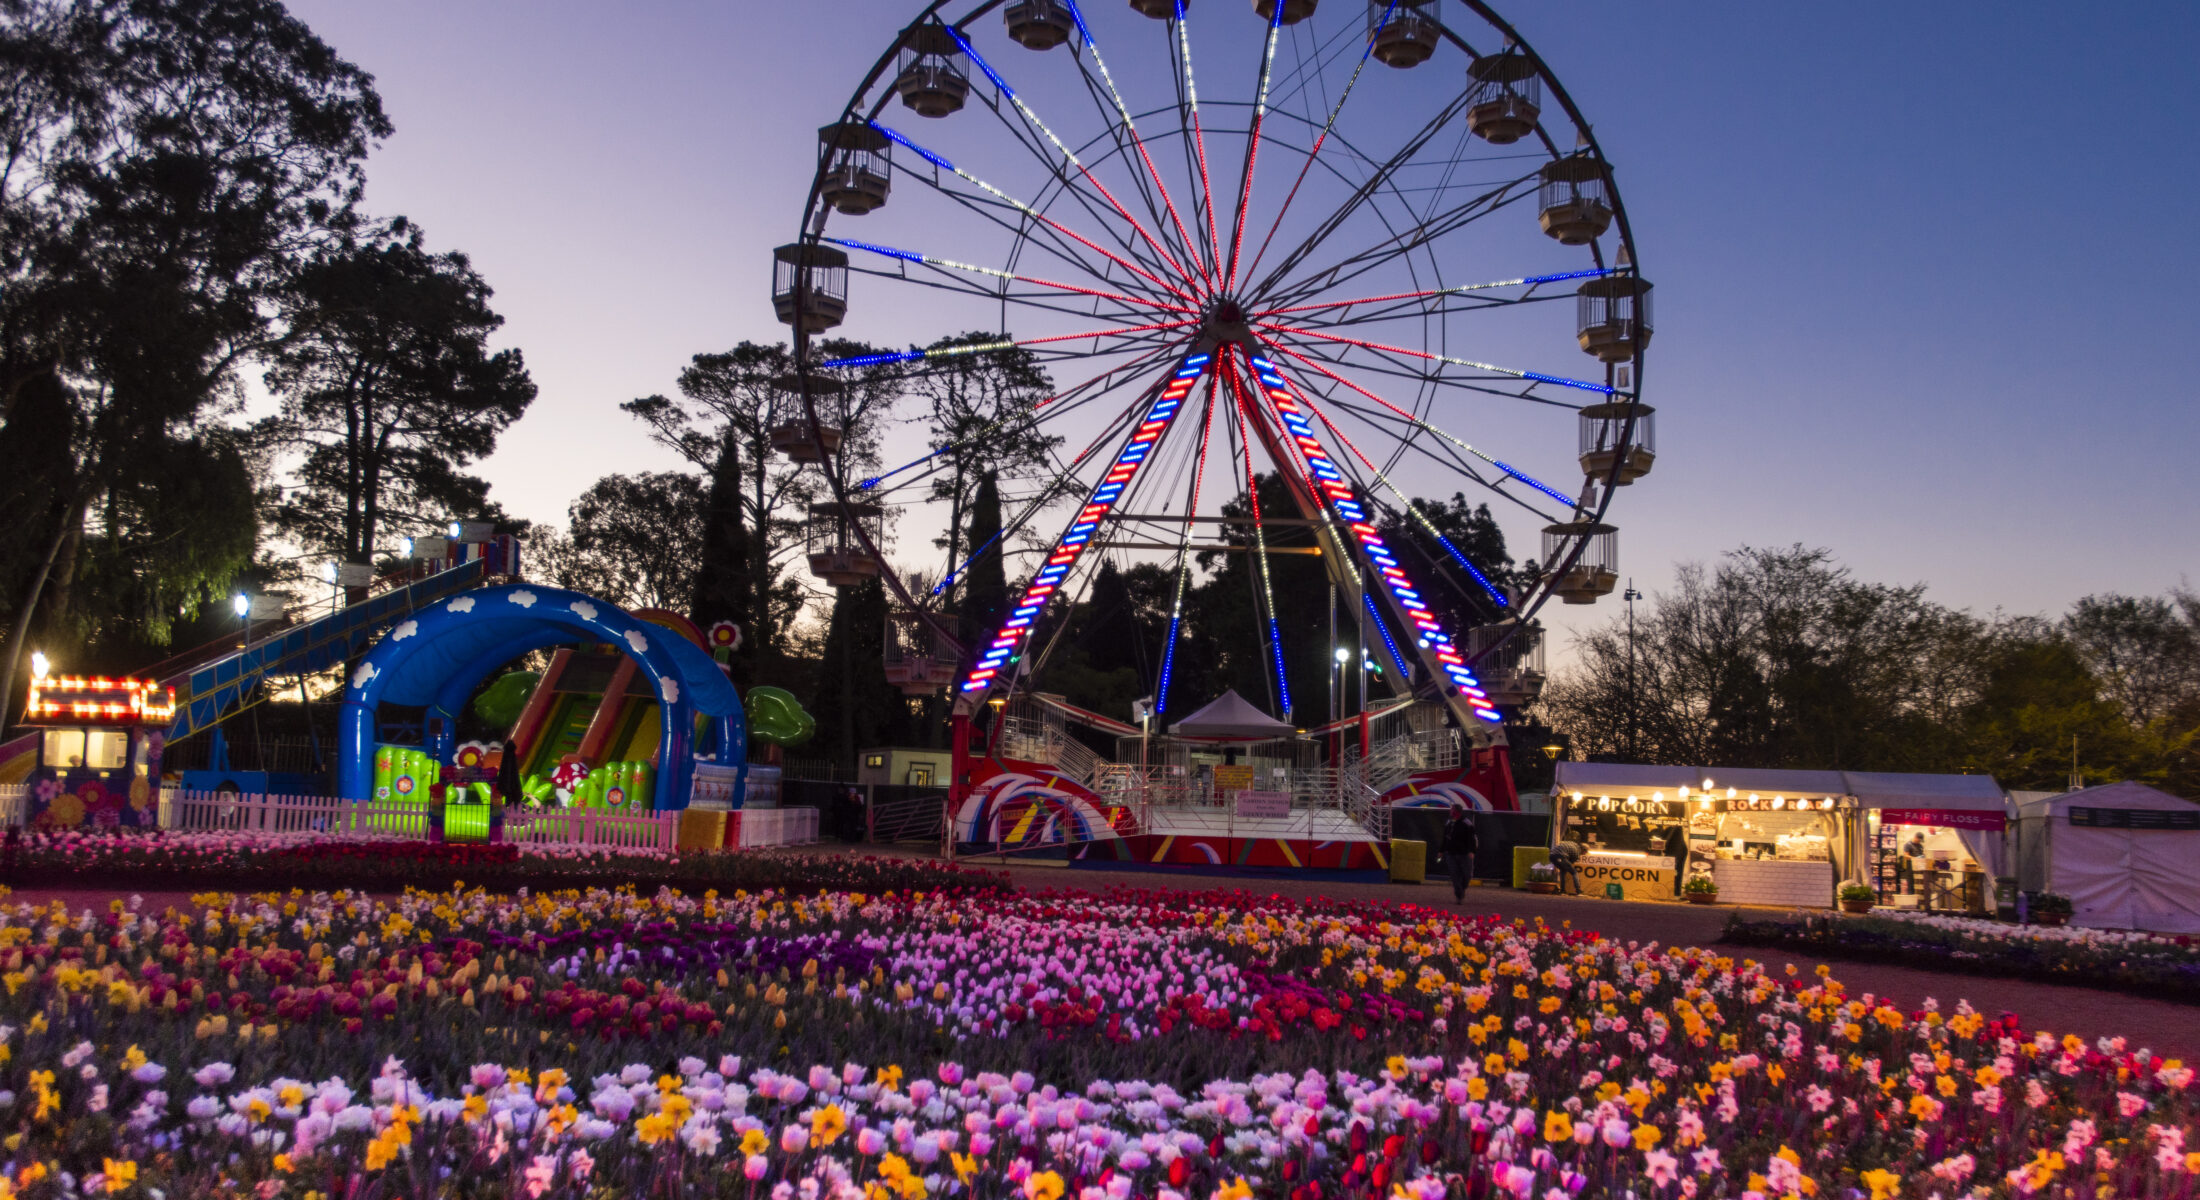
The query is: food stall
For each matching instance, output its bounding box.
[1847,771,2010,915]
[1551,764,2007,909]
[17,666,175,829]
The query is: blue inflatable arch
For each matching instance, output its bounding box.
[337,584,746,811]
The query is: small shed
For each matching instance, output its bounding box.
[2015,781,2200,932]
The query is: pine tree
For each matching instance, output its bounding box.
[955,471,1007,652]
[690,437,758,678]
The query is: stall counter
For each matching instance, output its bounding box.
[1576,852,1676,901]
[1711,858,1833,908]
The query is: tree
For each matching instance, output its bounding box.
[912,332,1062,592]
[689,437,761,673]
[260,219,536,571]
[620,339,902,669]
[0,0,389,726]
[1540,546,1980,769]
[1375,492,1520,635]
[531,472,705,612]
[953,471,1007,652]
[2063,592,2200,729]
[810,579,908,765]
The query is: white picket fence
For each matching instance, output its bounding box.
[503,806,677,853]
[735,806,819,849]
[1,784,818,853]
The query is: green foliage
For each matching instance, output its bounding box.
[0,0,388,694]
[1682,873,1719,895]
[1541,546,2200,795]
[747,685,816,748]
[260,219,535,565]
[529,472,705,611]
[472,670,540,730]
[619,339,902,680]
[1837,883,1878,904]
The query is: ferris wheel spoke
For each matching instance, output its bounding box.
[871,120,1199,305]
[1262,287,1579,332]
[1058,2,1217,293]
[1219,351,1295,717]
[1257,179,1539,315]
[1256,351,1515,610]
[818,318,1199,371]
[1169,4,1225,284]
[1239,1,1401,292]
[1254,335,1579,521]
[1220,1,1288,294]
[1255,320,1615,397]
[932,362,1179,596]
[948,26,1204,294]
[1152,373,1219,717]
[1255,268,1612,321]
[957,351,1215,702]
[1239,88,1474,305]
[1241,353,1502,723]
[829,236,1200,316]
[854,338,1185,495]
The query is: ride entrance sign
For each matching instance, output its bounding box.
[1212,765,1256,795]
[1235,791,1292,820]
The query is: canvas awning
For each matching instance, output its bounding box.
[1552,763,2008,822]
[1171,689,1297,739]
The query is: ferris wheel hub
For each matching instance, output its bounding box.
[1197,298,1254,350]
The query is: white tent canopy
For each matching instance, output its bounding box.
[1170,689,1297,740]
[2015,781,2200,933]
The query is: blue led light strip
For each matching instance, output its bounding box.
[826,237,1197,315]
[1254,267,1619,318]
[941,27,1198,289]
[959,353,1214,697]
[1365,590,1411,680]
[1251,343,1513,609]
[1245,355,1503,722]
[1261,337,1584,516]
[1154,374,1218,716]
[1256,321,1617,395]
[818,317,1196,371]
[869,120,1197,304]
[1059,0,1215,292]
[1221,352,1293,718]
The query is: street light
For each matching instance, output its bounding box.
[1622,578,1642,761]
[232,593,250,619]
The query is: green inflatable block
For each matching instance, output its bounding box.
[473,670,541,730]
[748,686,815,748]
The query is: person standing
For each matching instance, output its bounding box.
[496,741,523,808]
[1662,821,1690,898]
[1442,808,1480,904]
[1549,838,1586,896]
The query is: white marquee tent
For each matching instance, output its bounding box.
[2015,781,2200,933]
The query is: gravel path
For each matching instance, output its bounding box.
[9,853,2193,1060]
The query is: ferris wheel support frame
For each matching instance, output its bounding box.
[783,0,1652,802]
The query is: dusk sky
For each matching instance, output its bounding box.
[279,0,2200,654]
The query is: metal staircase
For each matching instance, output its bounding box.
[160,557,494,742]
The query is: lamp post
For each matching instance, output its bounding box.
[1622,579,1641,761]
[232,592,251,649]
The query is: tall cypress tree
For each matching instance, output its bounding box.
[690,436,758,678]
[955,471,1007,654]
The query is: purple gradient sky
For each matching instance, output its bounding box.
[280,0,2200,651]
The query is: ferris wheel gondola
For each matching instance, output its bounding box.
[775,0,1653,748]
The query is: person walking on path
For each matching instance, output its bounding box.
[1550,838,1586,896]
[1442,808,1479,903]
[1662,822,1690,898]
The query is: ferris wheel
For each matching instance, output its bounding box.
[772,0,1652,742]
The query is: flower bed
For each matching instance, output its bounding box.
[0,829,1003,898]
[1723,910,2200,1004]
[0,885,2190,1197]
